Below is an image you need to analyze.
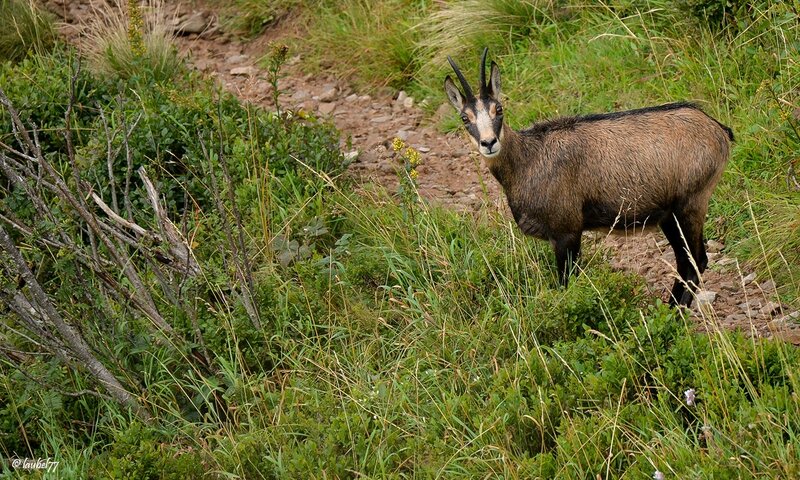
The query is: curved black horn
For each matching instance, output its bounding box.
[479,47,488,96]
[447,55,474,100]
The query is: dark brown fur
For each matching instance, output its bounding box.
[490,104,731,306]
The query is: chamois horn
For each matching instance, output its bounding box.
[447,55,474,100]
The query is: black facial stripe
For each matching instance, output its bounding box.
[492,113,503,137]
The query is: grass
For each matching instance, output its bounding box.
[0,0,56,62]
[217,0,301,37]
[82,0,181,82]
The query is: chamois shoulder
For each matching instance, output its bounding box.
[519,102,717,138]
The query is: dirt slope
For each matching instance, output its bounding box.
[44,0,800,342]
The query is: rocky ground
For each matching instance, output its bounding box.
[44,0,800,342]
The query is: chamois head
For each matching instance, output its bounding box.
[444,48,504,158]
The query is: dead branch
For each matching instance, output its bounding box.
[0,225,152,422]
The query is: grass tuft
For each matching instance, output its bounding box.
[0,0,57,62]
[83,0,181,83]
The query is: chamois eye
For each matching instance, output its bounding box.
[461,115,469,124]
[495,105,503,116]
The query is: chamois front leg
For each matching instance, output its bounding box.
[551,233,582,287]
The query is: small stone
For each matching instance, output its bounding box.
[706,239,724,253]
[418,146,431,153]
[372,115,392,124]
[716,257,736,267]
[318,102,336,115]
[725,313,748,323]
[227,54,249,64]
[343,150,359,162]
[230,66,256,76]
[292,90,310,101]
[759,279,776,292]
[434,102,452,122]
[773,311,800,326]
[696,290,717,309]
[296,100,316,112]
[760,301,782,316]
[175,11,208,34]
[742,272,757,284]
[319,86,338,102]
[397,91,408,103]
[396,130,410,141]
[719,282,737,293]
[656,238,670,248]
[345,93,359,102]
[739,300,761,311]
[359,95,372,102]
[403,96,414,109]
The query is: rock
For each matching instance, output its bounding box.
[396,130,410,141]
[656,238,670,248]
[292,90,310,101]
[403,96,414,109]
[739,300,761,311]
[301,100,318,112]
[319,86,338,102]
[759,301,782,316]
[742,272,756,285]
[227,54,249,64]
[175,11,208,35]
[397,91,408,106]
[318,102,336,115]
[230,66,256,76]
[695,290,717,309]
[773,311,800,326]
[343,150,359,162]
[372,115,392,124]
[725,313,748,323]
[418,146,431,153]
[759,279,776,292]
[706,239,724,253]
[716,257,736,267]
[359,95,372,102]
[345,93,359,103]
[433,103,453,122]
[719,282,737,293]
[379,161,396,173]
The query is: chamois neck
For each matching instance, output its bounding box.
[485,124,521,191]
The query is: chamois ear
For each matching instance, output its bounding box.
[444,75,465,110]
[489,61,501,98]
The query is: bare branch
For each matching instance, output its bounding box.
[0,224,152,422]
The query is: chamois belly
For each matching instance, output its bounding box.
[582,198,670,234]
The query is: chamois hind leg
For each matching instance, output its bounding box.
[660,215,689,306]
[551,232,582,287]
[660,211,705,307]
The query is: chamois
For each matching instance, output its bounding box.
[444,48,733,307]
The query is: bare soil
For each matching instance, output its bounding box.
[44,0,800,343]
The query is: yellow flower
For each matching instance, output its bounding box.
[127,0,145,57]
[409,169,418,180]
[406,148,421,168]
[392,137,405,153]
